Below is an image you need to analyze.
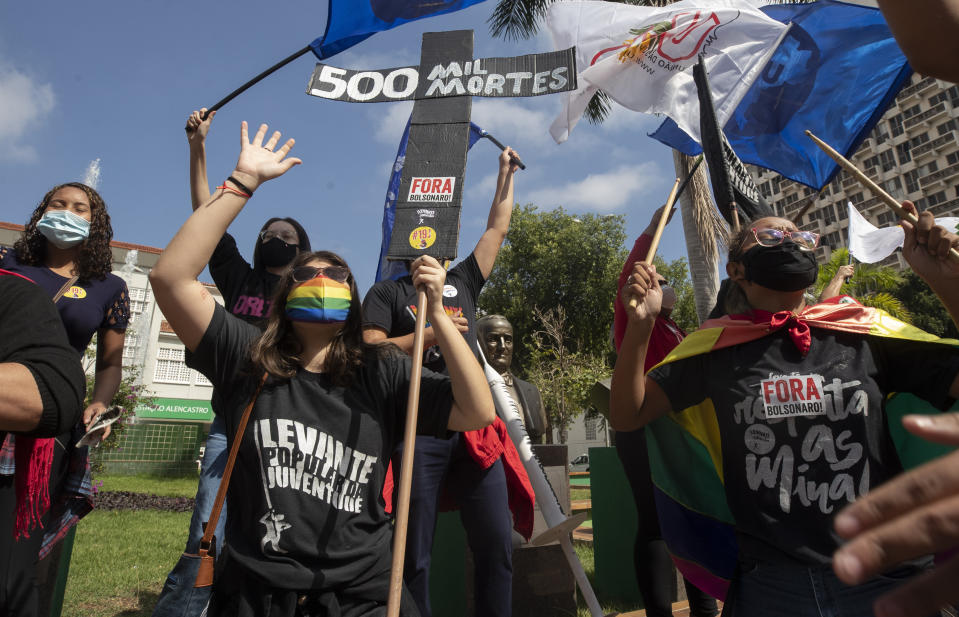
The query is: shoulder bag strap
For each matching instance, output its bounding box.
[52,275,78,303]
[198,371,268,553]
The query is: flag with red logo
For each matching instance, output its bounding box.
[546,0,788,144]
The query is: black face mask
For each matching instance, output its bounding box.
[260,237,298,268]
[741,242,818,292]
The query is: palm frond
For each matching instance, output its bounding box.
[860,292,913,323]
[488,0,552,40]
[585,90,612,124]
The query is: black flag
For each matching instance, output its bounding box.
[694,56,774,226]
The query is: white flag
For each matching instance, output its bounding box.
[547,0,788,143]
[847,202,959,263]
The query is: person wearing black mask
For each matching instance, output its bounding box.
[152,110,312,617]
[611,209,959,617]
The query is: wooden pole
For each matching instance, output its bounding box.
[386,289,429,617]
[628,177,681,309]
[805,129,959,263]
[730,203,741,234]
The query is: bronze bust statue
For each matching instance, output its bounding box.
[477,315,548,443]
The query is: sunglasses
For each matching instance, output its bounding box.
[291,265,350,284]
[259,229,299,244]
[751,228,820,252]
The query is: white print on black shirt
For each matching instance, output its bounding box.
[733,373,870,515]
[253,418,379,553]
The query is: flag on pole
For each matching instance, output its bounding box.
[375,118,485,281]
[650,0,912,189]
[546,0,787,144]
[694,56,773,225]
[310,0,489,59]
[847,202,959,264]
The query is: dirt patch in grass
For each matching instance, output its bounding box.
[96,491,194,512]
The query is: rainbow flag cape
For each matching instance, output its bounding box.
[645,297,959,599]
[285,277,352,322]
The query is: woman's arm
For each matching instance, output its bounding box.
[819,264,854,302]
[410,256,494,431]
[82,328,124,440]
[186,108,216,211]
[150,122,301,351]
[610,261,673,431]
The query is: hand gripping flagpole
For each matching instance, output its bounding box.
[387,288,429,617]
[806,130,959,264]
[627,177,681,310]
[479,129,527,170]
[476,345,608,617]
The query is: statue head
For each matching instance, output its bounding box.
[477,314,513,375]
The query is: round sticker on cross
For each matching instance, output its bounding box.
[409,226,436,249]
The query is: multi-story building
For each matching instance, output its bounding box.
[0,222,220,474]
[751,73,959,270]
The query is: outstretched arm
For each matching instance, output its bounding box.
[819,264,854,302]
[473,147,522,278]
[610,261,673,431]
[411,256,494,431]
[151,122,301,351]
[186,108,217,211]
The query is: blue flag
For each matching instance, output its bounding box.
[650,0,912,189]
[311,0,488,59]
[375,119,485,281]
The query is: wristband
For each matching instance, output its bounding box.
[226,175,254,197]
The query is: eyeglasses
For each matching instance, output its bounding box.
[291,265,350,283]
[751,228,820,252]
[259,230,300,244]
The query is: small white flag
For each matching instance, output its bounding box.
[546,0,788,143]
[847,202,959,263]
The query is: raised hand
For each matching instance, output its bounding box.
[645,203,676,235]
[901,200,959,282]
[185,108,216,144]
[832,412,959,617]
[499,146,522,174]
[410,255,447,311]
[231,122,302,193]
[621,262,662,323]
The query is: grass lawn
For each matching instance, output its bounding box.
[93,474,199,497]
[64,510,189,617]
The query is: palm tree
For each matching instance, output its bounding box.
[815,248,913,321]
[489,0,728,323]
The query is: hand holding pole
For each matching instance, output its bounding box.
[481,130,526,170]
[806,129,959,264]
[628,177,681,309]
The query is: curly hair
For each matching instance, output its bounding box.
[13,182,114,282]
[249,251,377,385]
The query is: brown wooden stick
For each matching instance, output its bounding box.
[387,289,428,617]
[730,202,741,234]
[805,129,959,264]
[628,177,681,309]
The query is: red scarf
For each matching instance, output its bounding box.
[1,269,56,538]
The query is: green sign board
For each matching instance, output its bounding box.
[135,397,213,421]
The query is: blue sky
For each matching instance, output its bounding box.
[0,0,687,294]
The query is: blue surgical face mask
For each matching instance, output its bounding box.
[37,210,91,249]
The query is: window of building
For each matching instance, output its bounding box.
[930,91,949,106]
[584,416,597,441]
[877,211,898,227]
[822,205,837,225]
[919,161,940,177]
[938,119,957,136]
[864,155,879,169]
[785,192,799,205]
[194,372,212,387]
[889,114,904,138]
[824,231,841,248]
[905,169,921,194]
[760,181,772,198]
[123,331,140,360]
[947,151,959,166]
[950,85,959,107]
[896,141,912,164]
[882,176,905,200]
[879,150,896,172]
[154,346,192,384]
[849,192,864,204]
[927,191,947,207]
[903,104,922,119]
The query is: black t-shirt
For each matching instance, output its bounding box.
[648,327,959,565]
[209,233,281,325]
[0,274,85,438]
[186,304,453,592]
[362,254,485,373]
[0,248,129,354]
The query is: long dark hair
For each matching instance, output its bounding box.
[252,217,312,271]
[14,182,113,282]
[249,251,374,385]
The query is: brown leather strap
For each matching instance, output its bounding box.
[199,371,268,553]
[52,275,78,303]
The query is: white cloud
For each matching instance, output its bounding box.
[470,99,555,148]
[0,65,54,162]
[525,162,663,212]
[335,48,418,71]
[371,100,414,143]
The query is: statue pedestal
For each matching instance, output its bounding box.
[465,444,576,616]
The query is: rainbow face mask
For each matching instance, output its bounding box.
[285,276,352,323]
